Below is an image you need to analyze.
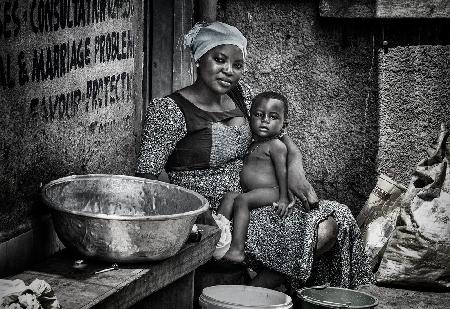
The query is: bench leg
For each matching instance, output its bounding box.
[130,271,194,309]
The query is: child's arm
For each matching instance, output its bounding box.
[270,140,289,218]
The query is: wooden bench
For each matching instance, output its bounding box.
[7,225,220,309]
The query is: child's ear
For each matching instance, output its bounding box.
[283,119,289,127]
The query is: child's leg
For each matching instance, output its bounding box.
[217,192,240,220]
[223,187,279,262]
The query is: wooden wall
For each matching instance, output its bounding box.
[0,0,143,276]
[0,0,195,278]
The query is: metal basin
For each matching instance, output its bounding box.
[42,174,209,262]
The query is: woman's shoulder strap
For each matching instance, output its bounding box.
[164,92,193,119]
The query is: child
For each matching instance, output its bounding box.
[216,91,291,264]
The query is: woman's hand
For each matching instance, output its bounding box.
[280,135,319,212]
[288,166,319,212]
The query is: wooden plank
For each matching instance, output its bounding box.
[152,0,174,99]
[319,0,376,18]
[7,225,220,309]
[83,225,219,308]
[7,272,113,309]
[376,0,450,18]
[172,0,194,92]
[1,228,34,277]
[22,254,144,289]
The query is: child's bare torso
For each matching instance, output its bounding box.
[240,139,281,192]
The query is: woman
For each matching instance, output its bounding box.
[136,21,373,289]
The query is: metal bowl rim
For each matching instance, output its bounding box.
[41,174,210,221]
[297,287,379,308]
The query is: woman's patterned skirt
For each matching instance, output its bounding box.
[245,200,374,289]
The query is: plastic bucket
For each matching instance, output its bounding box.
[199,285,293,309]
[297,287,378,309]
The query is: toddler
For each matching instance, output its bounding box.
[217,91,291,264]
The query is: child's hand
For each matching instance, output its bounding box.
[273,199,290,218]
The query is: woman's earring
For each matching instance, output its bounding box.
[195,62,200,68]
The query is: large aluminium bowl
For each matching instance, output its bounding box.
[42,174,209,262]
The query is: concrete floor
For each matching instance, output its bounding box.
[357,285,450,309]
[196,264,450,308]
[292,285,450,308]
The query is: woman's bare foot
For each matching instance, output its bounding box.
[221,247,245,264]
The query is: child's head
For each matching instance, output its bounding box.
[250,91,288,139]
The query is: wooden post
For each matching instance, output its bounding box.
[151,0,174,99]
[173,0,195,92]
[196,0,218,22]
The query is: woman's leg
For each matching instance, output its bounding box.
[249,216,338,288]
[315,216,338,257]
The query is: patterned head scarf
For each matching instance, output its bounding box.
[184,22,247,62]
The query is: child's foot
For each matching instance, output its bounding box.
[221,248,245,264]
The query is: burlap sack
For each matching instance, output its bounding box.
[356,174,406,271]
[376,125,450,289]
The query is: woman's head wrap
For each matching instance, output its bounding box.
[184,22,247,62]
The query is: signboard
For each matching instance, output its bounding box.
[0,0,142,241]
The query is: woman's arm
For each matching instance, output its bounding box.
[135,97,187,181]
[280,134,319,211]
